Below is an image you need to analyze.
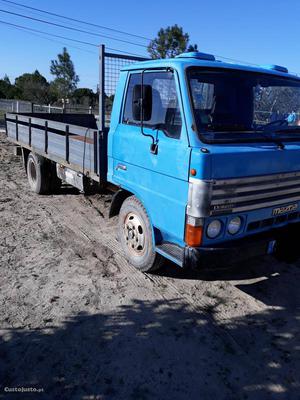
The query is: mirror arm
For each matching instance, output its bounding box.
[140,69,157,153]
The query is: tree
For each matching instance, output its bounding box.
[50,47,79,100]
[0,75,12,98]
[72,88,97,106]
[147,25,198,59]
[0,75,22,99]
[14,70,50,103]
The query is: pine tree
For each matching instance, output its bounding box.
[50,47,79,100]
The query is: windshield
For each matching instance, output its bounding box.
[188,68,300,143]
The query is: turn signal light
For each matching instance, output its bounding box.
[185,217,203,247]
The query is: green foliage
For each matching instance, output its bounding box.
[0,75,11,98]
[50,47,79,99]
[72,88,97,106]
[0,74,20,99]
[105,94,115,114]
[14,70,50,103]
[148,25,198,59]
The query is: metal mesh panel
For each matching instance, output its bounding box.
[103,52,149,125]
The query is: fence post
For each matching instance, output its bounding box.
[16,101,19,114]
[99,44,105,131]
[48,104,51,113]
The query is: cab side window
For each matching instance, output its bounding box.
[123,71,182,139]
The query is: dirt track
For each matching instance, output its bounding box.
[0,131,299,400]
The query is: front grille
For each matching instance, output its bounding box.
[247,212,300,231]
[210,171,300,215]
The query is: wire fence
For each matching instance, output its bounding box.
[0,99,33,113]
[0,99,99,127]
[32,104,98,114]
[0,99,33,127]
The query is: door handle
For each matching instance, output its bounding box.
[116,163,127,171]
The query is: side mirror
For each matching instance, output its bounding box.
[132,84,152,121]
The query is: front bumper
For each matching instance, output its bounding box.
[183,223,300,269]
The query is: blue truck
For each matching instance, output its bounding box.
[5,49,300,272]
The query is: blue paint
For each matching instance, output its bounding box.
[268,241,277,254]
[107,55,300,260]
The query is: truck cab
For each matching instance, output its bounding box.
[108,52,300,270]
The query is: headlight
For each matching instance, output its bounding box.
[228,216,242,235]
[207,220,222,238]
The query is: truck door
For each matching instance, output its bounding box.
[111,70,190,246]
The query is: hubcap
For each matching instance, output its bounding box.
[29,159,37,182]
[123,212,146,256]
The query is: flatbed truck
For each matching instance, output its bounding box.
[6,50,300,271]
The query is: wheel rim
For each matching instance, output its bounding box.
[123,212,146,257]
[29,159,37,183]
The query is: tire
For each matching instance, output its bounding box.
[118,196,164,272]
[27,152,52,194]
[274,224,300,263]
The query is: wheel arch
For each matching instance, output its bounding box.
[109,189,133,218]
[109,188,162,245]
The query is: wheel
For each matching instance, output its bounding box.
[118,196,164,272]
[27,152,52,194]
[274,225,300,263]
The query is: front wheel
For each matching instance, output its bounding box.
[118,196,163,272]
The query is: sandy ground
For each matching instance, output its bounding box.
[0,131,299,400]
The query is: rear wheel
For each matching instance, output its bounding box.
[27,152,60,194]
[118,196,163,272]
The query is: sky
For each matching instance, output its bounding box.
[0,0,300,91]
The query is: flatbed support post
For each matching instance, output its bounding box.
[15,115,18,142]
[29,118,32,147]
[93,130,98,175]
[66,125,69,163]
[99,44,105,132]
[45,121,48,154]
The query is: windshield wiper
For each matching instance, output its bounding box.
[206,123,247,132]
[262,119,288,132]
